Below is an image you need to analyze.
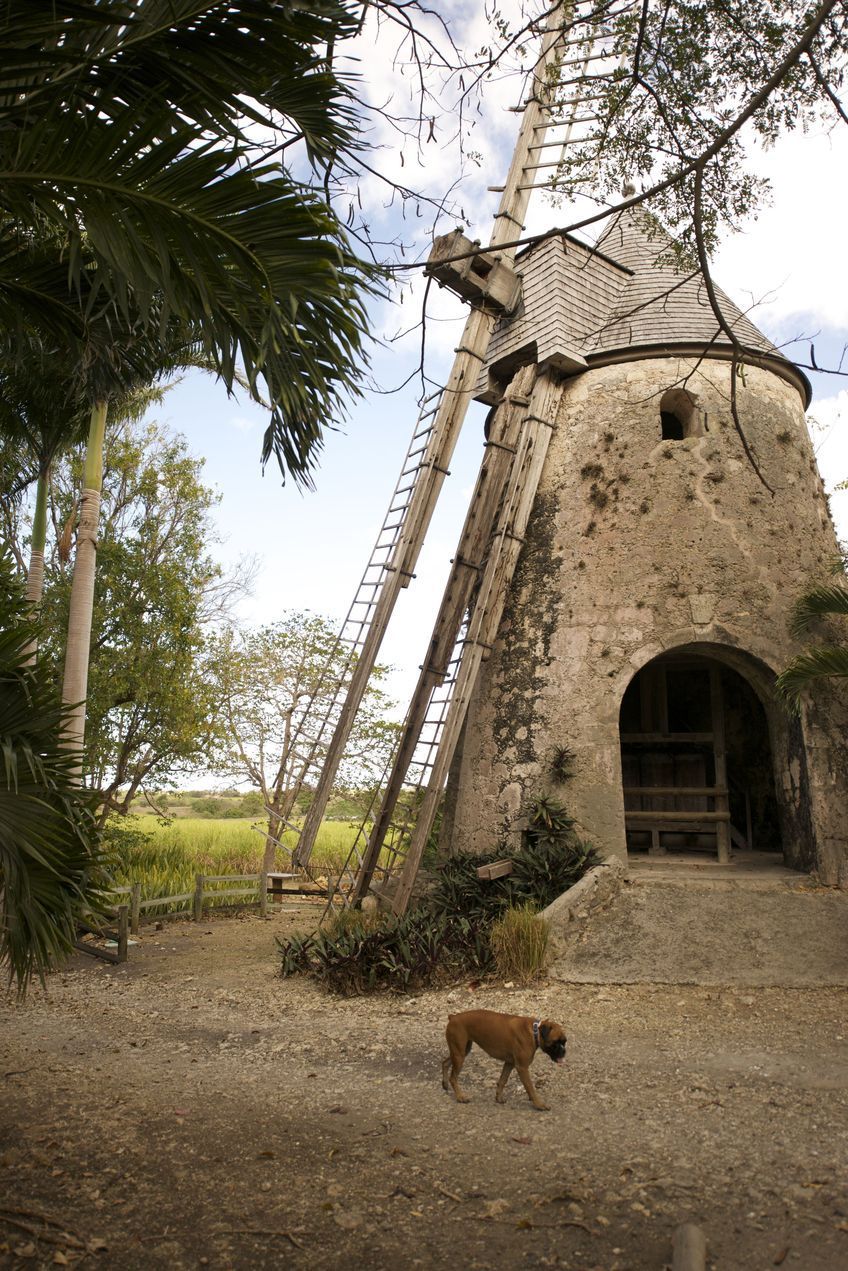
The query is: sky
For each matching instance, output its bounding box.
[153,3,848,720]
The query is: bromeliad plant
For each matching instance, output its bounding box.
[279,908,492,995]
[278,793,597,994]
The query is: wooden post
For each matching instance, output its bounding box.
[259,870,268,918]
[193,873,204,922]
[116,905,129,963]
[672,1222,707,1271]
[129,882,141,934]
[709,667,731,864]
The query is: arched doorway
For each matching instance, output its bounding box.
[619,650,781,861]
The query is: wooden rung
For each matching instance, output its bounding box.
[623,786,728,796]
[625,810,730,823]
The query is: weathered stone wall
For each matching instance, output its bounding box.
[445,356,848,883]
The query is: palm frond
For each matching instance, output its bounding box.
[0,1,363,165]
[0,550,109,995]
[0,2,379,484]
[775,646,848,708]
[790,584,848,635]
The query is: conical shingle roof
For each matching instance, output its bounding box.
[590,209,780,360]
[476,208,809,406]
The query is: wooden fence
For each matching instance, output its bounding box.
[75,872,274,964]
[110,871,270,934]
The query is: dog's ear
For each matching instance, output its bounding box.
[540,1023,552,1044]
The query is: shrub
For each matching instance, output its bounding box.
[489,905,549,983]
[278,908,492,995]
[278,794,597,995]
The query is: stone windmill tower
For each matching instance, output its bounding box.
[274,5,848,906]
[441,208,848,887]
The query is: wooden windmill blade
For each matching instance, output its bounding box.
[288,2,625,871]
[386,370,563,916]
[348,364,542,905]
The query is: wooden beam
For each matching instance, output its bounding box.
[390,372,561,915]
[351,367,538,904]
[709,666,732,864]
[476,859,514,880]
[625,810,731,823]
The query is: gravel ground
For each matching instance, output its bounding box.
[1,904,847,1271]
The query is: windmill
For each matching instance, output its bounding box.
[269,0,848,902]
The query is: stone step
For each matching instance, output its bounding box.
[548,867,848,988]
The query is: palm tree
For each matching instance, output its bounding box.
[0,1,376,484]
[59,318,220,759]
[776,577,848,706]
[0,339,166,646]
[0,549,108,994]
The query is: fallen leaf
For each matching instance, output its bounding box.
[773,1250,789,1266]
[53,1253,69,1266]
[512,1136,532,1146]
[328,1106,348,1115]
[482,1199,509,1219]
[257,1151,275,1159]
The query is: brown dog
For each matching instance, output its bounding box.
[442,1009,567,1111]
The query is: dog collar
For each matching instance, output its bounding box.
[532,1019,541,1049]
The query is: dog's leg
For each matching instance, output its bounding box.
[495,1061,513,1104]
[446,1040,471,1103]
[441,1056,453,1092]
[516,1063,549,1112]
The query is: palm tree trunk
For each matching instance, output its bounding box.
[62,400,108,765]
[22,466,49,664]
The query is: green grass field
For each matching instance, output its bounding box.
[107,816,366,911]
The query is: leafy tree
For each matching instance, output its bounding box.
[25,418,234,819]
[776,565,848,706]
[0,550,107,994]
[207,615,399,875]
[0,339,167,623]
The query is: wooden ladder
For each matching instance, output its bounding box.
[315,364,560,915]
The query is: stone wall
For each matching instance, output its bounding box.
[444,356,848,883]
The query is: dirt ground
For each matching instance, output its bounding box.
[2,904,847,1271]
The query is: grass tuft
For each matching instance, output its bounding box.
[489,905,550,983]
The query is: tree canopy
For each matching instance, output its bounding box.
[0,0,379,483]
[33,418,240,814]
[208,614,398,873]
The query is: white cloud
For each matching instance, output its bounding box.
[715,128,848,334]
[229,416,255,433]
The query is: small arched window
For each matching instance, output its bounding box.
[659,388,704,441]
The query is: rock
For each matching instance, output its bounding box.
[333,1209,362,1231]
